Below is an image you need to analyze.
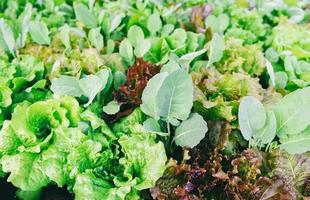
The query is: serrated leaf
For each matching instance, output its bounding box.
[173,113,208,148]
[29,21,50,45]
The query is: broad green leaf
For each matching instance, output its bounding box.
[160,60,180,74]
[60,24,70,49]
[51,76,83,97]
[238,96,266,141]
[207,33,225,67]
[143,119,160,131]
[280,125,310,154]
[79,75,104,106]
[108,13,125,33]
[273,87,310,138]
[74,3,97,28]
[147,13,162,35]
[173,113,208,148]
[255,111,277,145]
[88,28,104,51]
[141,72,168,120]
[119,38,134,65]
[156,70,193,123]
[134,39,151,58]
[128,25,144,47]
[102,101,120,115]
[0,19,15,54]
[29,21,50,45]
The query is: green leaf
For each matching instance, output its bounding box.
[60,24,70,49]
[88,27,104,51]
[16,189,42,200]
[160,60,180,74]
[207,33,225,67]
[74,3,97,28]
[143,118,163,134]
[118,130,167,190]
[178,49,206,71]
[102,101,120,115]
[51,76,83,97]
[255,111,277,145]
[113,71,126,90]
[29,21,50,45]
[128,25,144,47]
[119,38,134,65]
[106,39,115,54]
[147,13,162,35]
[238,96,266,141]
[156,70,193,123]
[79,75,104,107]
[108,13,125,33]
[266,59,275,86]
[141,72,168,120]
[279,126,310,154]
[173,113,208,148]
[134,39,151,58]
[275,72,288,89]
[0,19,15,54]
[2,153,50,191]
[273,87,310,138]
[73,172,131,200]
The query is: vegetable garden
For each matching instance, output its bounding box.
[0,0,309,199]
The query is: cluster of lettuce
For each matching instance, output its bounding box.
[0,94,166,199]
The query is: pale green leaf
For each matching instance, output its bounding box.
[88,28,104,51]
[51,76,83,97]
[156,70,193,123]
[29,21,50,45]
[141,72,168,120]
[238,96,266,141]
[207,33,225,67]
[0,19,15,54]
[173,113,208,148]
[74,3,97,28]
[147,13,162,35]
[79,75,104,106]
[102,101,120,115]
[128,25,144,47]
